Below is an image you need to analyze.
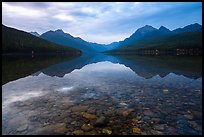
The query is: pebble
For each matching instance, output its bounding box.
[72,130,84,135]
[71,121,77,125]
[150,130,163,135]
[163,89,169,94]
[84,130,98,135]
[95,116,109,127]
[188,121,198,128]
[37,123,68,134]
[132,127,141,134]
[153,124,166,131]
[102,128,112,135]
[120,102,128,106]
[82,113,97,120]
[70,105,88,112]
[122,111,129,117]
[184,114,193,120]
[151,118,161,123]
[16,123,28,132]
[143,110,154,116]
[81,124,93,131]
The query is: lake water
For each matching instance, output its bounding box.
[2,54,202,135]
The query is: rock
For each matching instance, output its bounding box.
[154,124,166,131]
[163,89,169,94]
[143,110,154,116]
[16,123,28,132]
[72,130,84,135]
[62,101,74,107]
[94,116,109,127]
[8,116,28,128]
[143,116,151,120]
[141,132,148,135]
[84,130,98,135]
[131,118,142,125]
[132,127,141,134]
[151,118,161,123]
[70,105,88,112]
[122,132,128,135]
[184,114,193,120]
[188,121,198,128]
[122,111,129,117]
[167,126,176,134]
[71,121,77,125]
[37,123,68,134]
[119,102,128,106]
[81,124,93,131]
[82,113,97,120]
[102,128,112,135]
[54,123,68,133]
[150,130,163,135]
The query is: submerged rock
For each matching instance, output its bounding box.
[82,113,97,120]
[143,110,154,116]
[150,130,163,135]
[37,123,68,134]
[153,124,166,131]
[132,127,141,134]
[122,111,129,117]
[102,128,112,135]
[16,123,28,132]
[163,89,169,94]
[70,105,88,112]
[84,130,98,135]
[72,130,84,135]
[81,124,93,131]
[94,116,109,127]
[120,102,128,106]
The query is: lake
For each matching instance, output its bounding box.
[2,54,202,135]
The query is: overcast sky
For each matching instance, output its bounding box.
[2,2,202,44]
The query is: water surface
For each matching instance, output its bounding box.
[2,54,202,135]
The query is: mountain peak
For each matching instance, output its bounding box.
[30,31,40,37]
[143,25,156,29]
[173,23,202,33]
[159,26,170,33]
[185,23,202,28]
[192,23,201,26]
[159,26,168,30]
[138,25,157,31]
[55,29,64,33]
[134,25,157,35]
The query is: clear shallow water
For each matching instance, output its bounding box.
[2,54,202,135]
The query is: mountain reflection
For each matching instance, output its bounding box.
[2,54,202,85]
[35,54,202,80]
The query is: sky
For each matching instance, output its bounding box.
[2,2,202,44]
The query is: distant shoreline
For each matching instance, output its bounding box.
[2,52,82,56]
[104,48,202,56]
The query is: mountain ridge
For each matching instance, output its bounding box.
[2,24,81,55]
[5,23,202,53]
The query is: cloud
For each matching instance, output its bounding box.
[2,2,47,19]
[2,2,202,44]
[53,14,75,22]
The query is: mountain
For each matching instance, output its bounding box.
[117,32,202,50]
[118,25,159,47]
[30,31,40,37]
[172,23,202,34]
[158,26,171,34]
[40,29,108,53]
[106,23,202,54]
[21,23,202,54]
[2,25,81,55]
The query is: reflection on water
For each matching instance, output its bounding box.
[2,54,202,135]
